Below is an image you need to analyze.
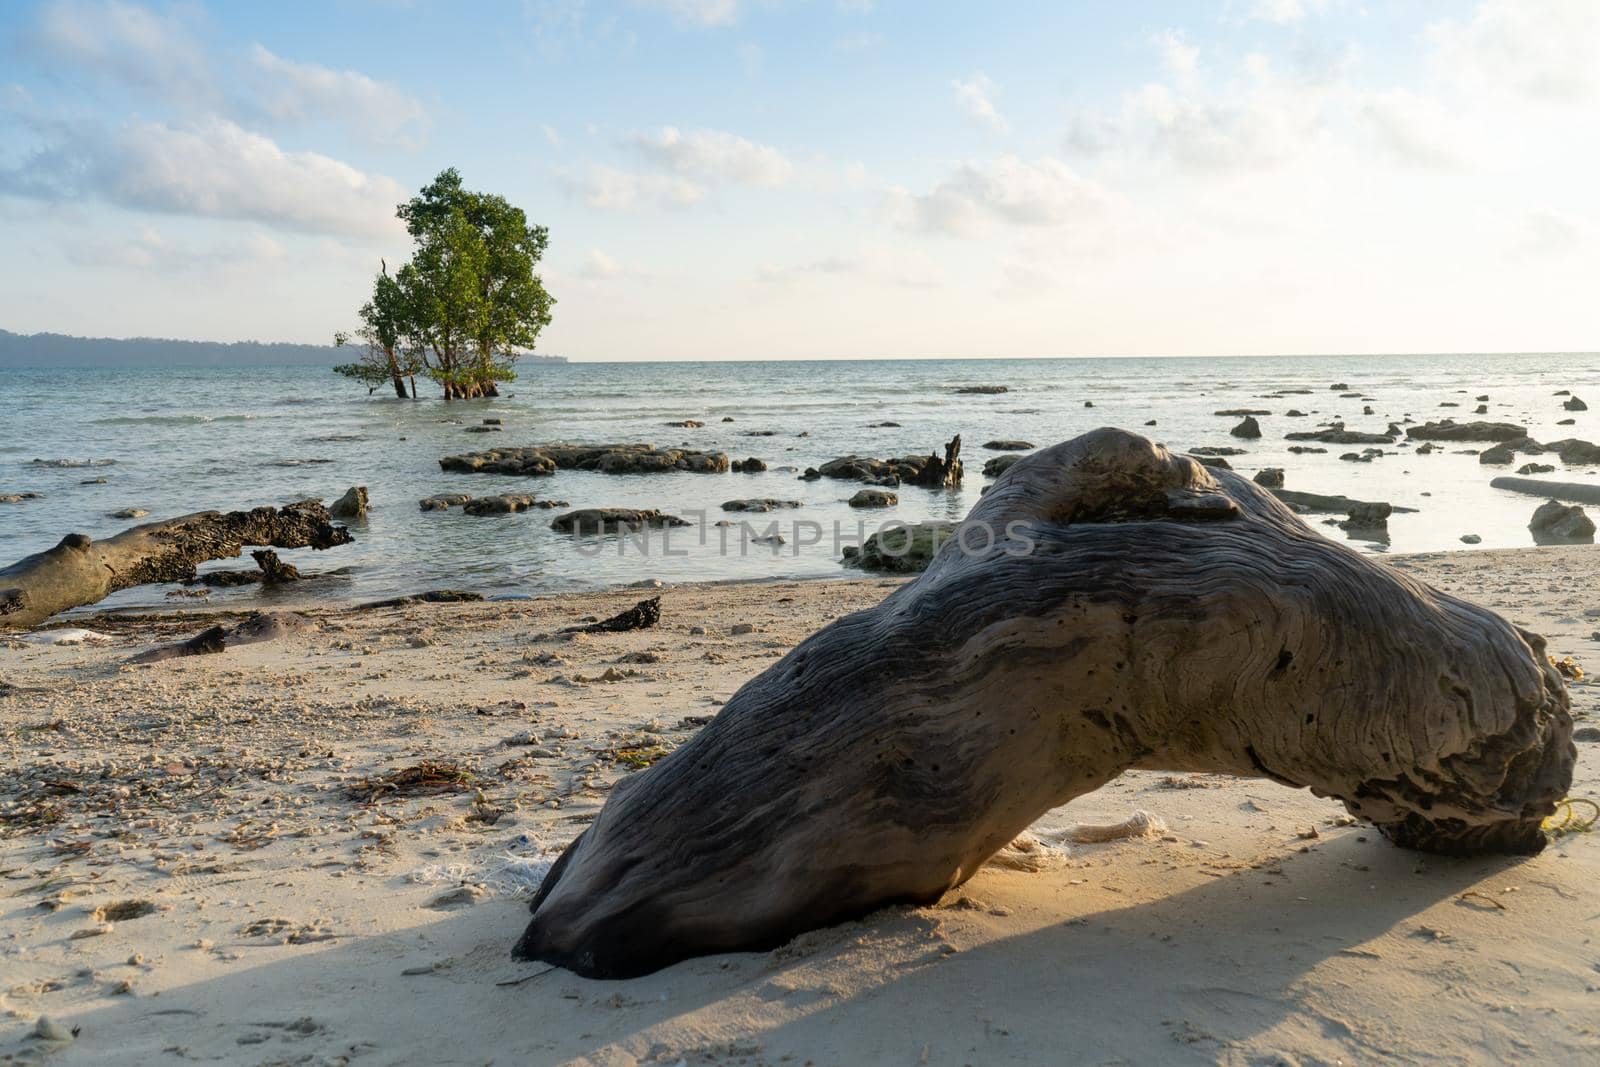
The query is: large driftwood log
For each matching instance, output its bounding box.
[0,502,352,629]
[514,428,1574,978]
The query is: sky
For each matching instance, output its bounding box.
[0,0,1596,361]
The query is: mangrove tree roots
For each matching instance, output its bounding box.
[513,427,1574,979]
[0,502,353,629]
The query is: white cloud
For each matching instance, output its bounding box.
[542,124,562,147]
[1247,0,1346,25]
[1428,0,1600,102]
[573,165,706,211]
[63,225,286,272]
[1152,31,1199,86]
[1358,89,1478,170]
[952,73,1009,133]
[580,248,624,278]
[1,118,407,239]
[887,155,1109,238]
[636,0,740,27]
[629,126,794,186]
[1510,207,1592,259]
[247,45,429,148]
[31,0,217,107]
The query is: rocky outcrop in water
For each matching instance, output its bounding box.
[983,454,1024,478]
[722,499,803,512]
[463,495,569,516]
[1284,423,1395,445]
[440,444,730,476]
[1405,420,1527,442]
[841,522,956,573]
[1529,500,1595,542]
[330,486,368,519]
[550,509,692,534]
[818,437,963,488]
[848,489,898,508]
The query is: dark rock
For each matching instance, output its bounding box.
[1517,463,1556,475]
[818,437,962,488]
[330,486,368,520]
[1253,468,1284,488]
[1405,420,1527,442]
[1550,439,1600,464]
[955,385,1007,394]
[0,492,42,503]
[1284,423,1394,444]
[1529,500,1595,541]
[841,522,956,573]
[550,509,691,533]
[731,457,768,473]
[1287,445,1327,454]
[1460,534,1482,544]
[1329,382,1348,390]
[799,468,821,481]
[1215,409,1270,416]
[110,508,148,519]
[1230,416,1262,439]
[419,493,472,512]
[848,489,898,508]
[981,440,1034,451]
[1473,405,1488,415]
[440,443,729,476]
[1479,444,1515,465]
[463,495,568,516]
[1271,489,1412,515]
[1565,396,1587,411]
[1340,502,1392,530]
[665,420,704,428]
[721,499,803,512]
[1083,401,1094,408]
[1286,409,1306,417]
[1194,456,1233,469]
[464,425,501,433]
[983,454,1024,478]
[1190,446,1247,456]
[1559,418,1577,426]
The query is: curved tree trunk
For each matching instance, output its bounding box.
[514,427,1575,979]
[0,502,353,629]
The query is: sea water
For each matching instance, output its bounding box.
[2,352,1596,617]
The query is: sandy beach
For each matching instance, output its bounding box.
[0,545,1595,1066]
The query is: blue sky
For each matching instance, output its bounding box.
[0,1,1595,359]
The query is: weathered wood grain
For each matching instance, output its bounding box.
[514,428,1575,978]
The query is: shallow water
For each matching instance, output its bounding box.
[2,353,1596,616]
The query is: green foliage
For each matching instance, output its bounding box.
[337,168,555,399]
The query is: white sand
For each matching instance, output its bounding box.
[1,547,1597,1065]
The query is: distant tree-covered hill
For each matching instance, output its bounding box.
[0,329,566,368]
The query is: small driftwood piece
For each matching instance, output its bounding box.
[127,625,228,664]
[514,428,1575,978]
[0,502,352,630]
[561,597,661,634]
[126,611,316,664]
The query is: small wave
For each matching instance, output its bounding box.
[29,457,117,468]
[91,414,261,425]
